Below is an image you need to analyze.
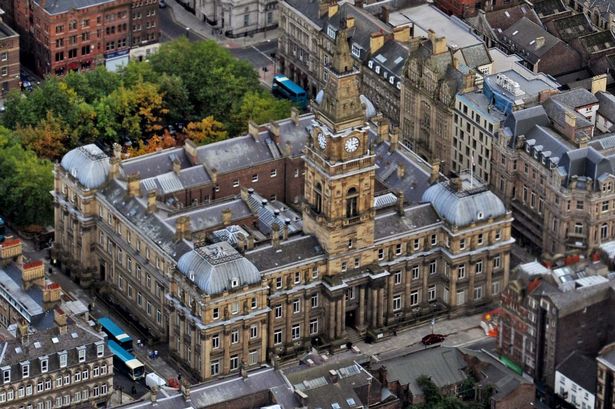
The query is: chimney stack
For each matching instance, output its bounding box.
[535,36,545,48]
[430,160,441,183]
[396,163,405,179]
[452,178,463,192]
[591,74,607,95]
[397,191,405,216]
[291,107,300,126]
[147,190,157,214]
[380,6,389,23]
[393,25,410,43]
[172,158,181,175]
[282,220,289,241]
[346,16,355,29]
[181,382,191,403]
[248,120,260,141]
[269,121,281,144]
[329,369,339,384]
[237,233,247,253]
[109,143,122,180]
[183,139,198,165]
[272,223,280,248]
[370,32,385,54]
[54,307,68,334]
[127,173,140,197]
[389,127,399,151]
[175,216,192,241]
[247,235,255,250]
[328,2,339,18]
[18,319,29,345]
[222,208,232,226]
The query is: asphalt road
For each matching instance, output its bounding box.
[159,5,277,70]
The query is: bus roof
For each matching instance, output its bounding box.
[107,340,136,363]
[97,317,132,342]
[273,74,305,95]
[126,358,145,371]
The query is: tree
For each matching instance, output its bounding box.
[0,127,53,226]
[64,67,121,103]
[127,131,177,157]
[185,116,228,145]
[14,112,69,160]
[148,38,260,129]
[231,91,293,134]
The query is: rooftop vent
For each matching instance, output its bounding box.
[71,332,78,339]
[34,342,41,349]
[51,337,59,344]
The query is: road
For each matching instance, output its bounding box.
[159,5,277,71]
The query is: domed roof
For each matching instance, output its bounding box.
[177,241,261,295]
[421,179,506,227]
[60,144,110,189]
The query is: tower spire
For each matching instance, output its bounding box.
[315,19,365,133]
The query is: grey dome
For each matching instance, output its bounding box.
[360,95,377,119]
[177,242,261,295]
[60,144,110,189]
[422,183,506,227]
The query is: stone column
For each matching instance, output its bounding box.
[285,300,293,344]
[304,293,310,339]
[450,265,458,307]
[377,288,385,328]
[339,298,346,337]
[370,288,378,328]
[358,287,365,328]
[223,330,231,374]
[203,333,211,379]
[503,252,510,287]
[242,324,250,363]
[335,298,343,338]
[486,257,494,298]
[328,298,336,339]
[260,320,267,365]
[468,263,475,307]
[386,277,394,324]
[404,267,413,313]
[267,307,275,350]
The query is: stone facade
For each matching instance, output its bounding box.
[400,33,476,175]
[190,0,278,38]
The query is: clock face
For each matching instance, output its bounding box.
[344,137,359,153]
[317,131,327,150]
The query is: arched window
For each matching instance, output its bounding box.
[314,183,323,214]
[346,187,358,218]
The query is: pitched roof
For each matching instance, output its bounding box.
[34,0,116,15]
[485,4,541,32]
[501,17,561,63]
[556,351,597,393]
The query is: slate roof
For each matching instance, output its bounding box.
[377,347,467,397]
[116,367,296,409]
[597,91,615,122]
[532,0,568,18]
[121,148,191,180]
[485,4,541,32]
[556,351,597,393]
[370,40,409,77]
[374,142,433,204]
[0,322,110,382]
[551,13,594,42]
[0,264,48,328]
[550,88,599,108]
[197,134,279,174]
[165,198,253,234]
[34,0,115,15]
[245,235,325,272]
[501,18,561,63]
[578,30,615,55]
[374,204,441,241]
[177,242,261,295]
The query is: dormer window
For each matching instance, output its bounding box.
[20,362,29,378]
[389,76,395,85]
[40,356,48,373]
[327,25,336,39]
[375,66,381,74]
[477,211,484,220]
[59,351,67,368]
[77,346,86,363]
[96,342,105,358]
[231,278,239,288]
[368,60,374,69]
[2,366,10,384]
[351,43,361,58]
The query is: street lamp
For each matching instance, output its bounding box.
[185,27,190,39]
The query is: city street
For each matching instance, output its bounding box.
[158,1,277,86]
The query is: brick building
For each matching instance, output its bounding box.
[12,0,158,76]
[499,257,615,388]
[54,26,513,382]
[0,13,19,96]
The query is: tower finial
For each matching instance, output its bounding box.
[332,21,354,75]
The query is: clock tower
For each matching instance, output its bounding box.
[302,21,376,264]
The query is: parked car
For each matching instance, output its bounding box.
[421,333,446,345]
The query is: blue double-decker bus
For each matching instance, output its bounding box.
[272,74,308,110]
[98,317,133,352]
[107,340,145,381]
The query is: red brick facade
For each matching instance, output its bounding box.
[0,20,19,95]
[12,0,159,76]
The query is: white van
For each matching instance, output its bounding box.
[145,373,167,390]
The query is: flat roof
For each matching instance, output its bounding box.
[389,4,483,49]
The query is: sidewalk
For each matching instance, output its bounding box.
[166,0,279,48]
[353,313,486,357]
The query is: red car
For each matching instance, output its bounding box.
[421,333,446,345]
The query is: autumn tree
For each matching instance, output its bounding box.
[14,112,70,160]
[185,116,228,145]
[128,130,177,157]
